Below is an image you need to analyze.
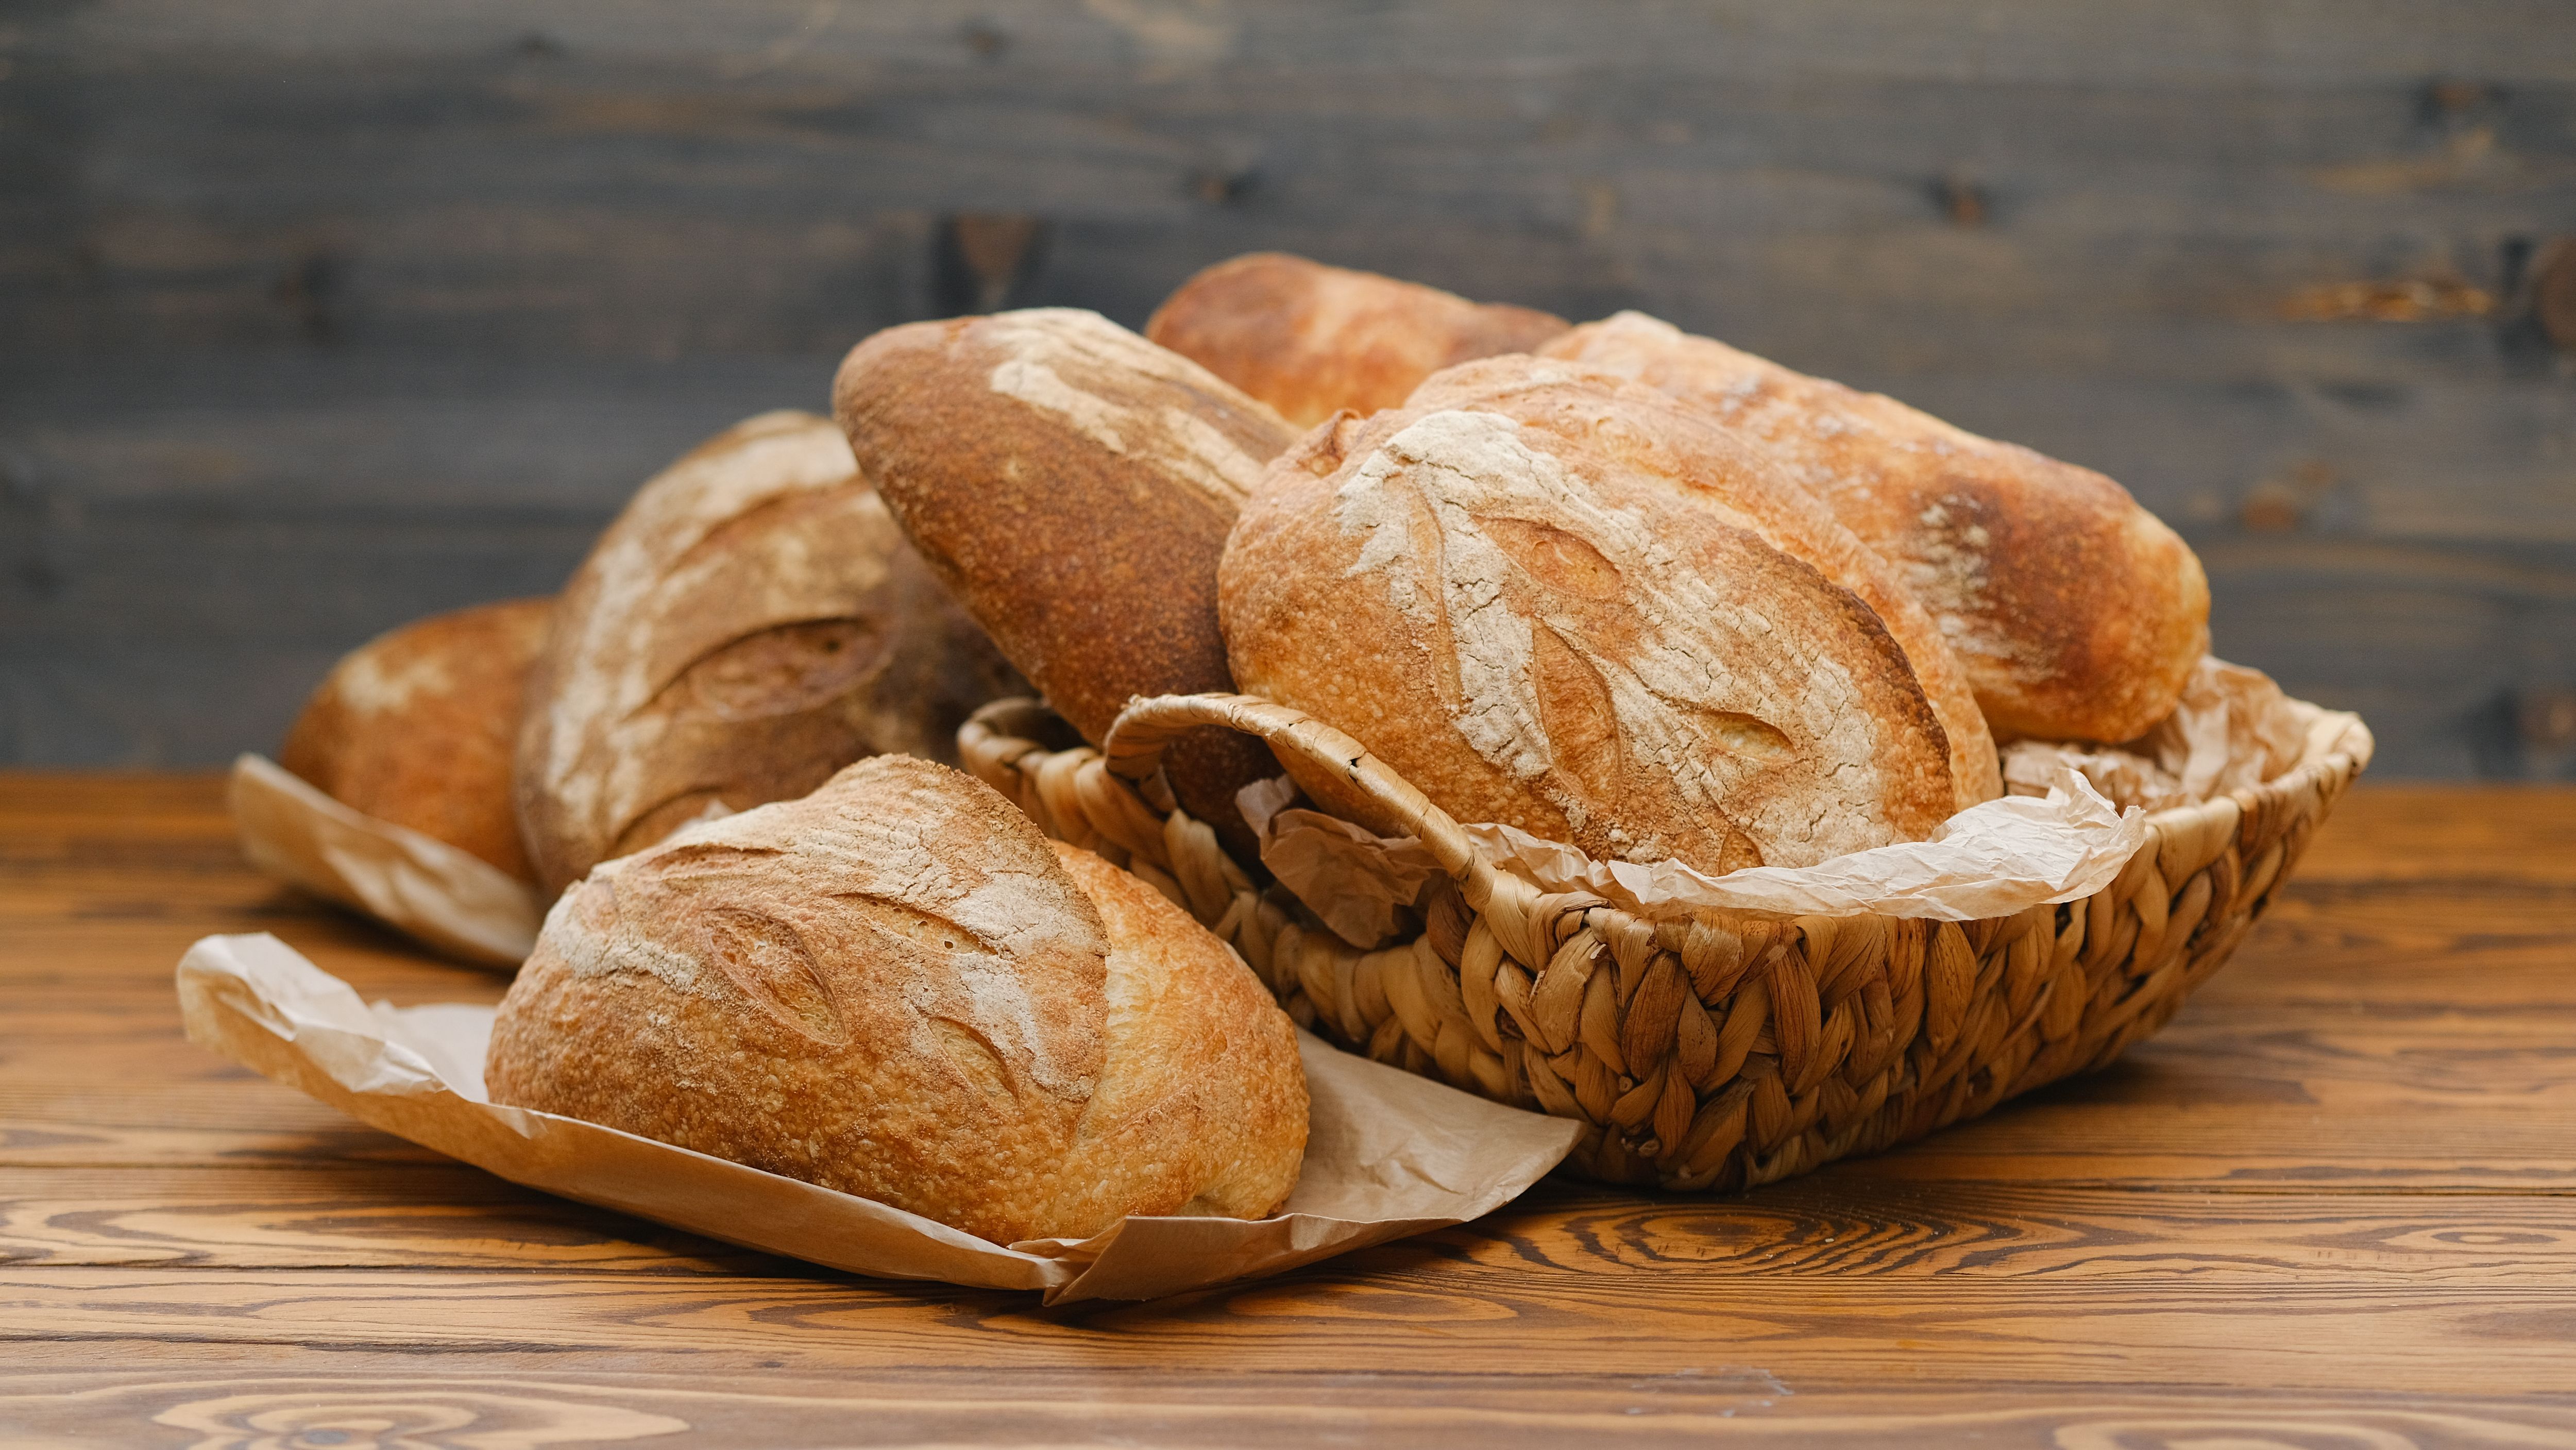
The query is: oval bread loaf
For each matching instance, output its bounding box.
[485,753,1310,1245]
[1541,312,2210,743]
[1402,358,2000,814]
[1222,356,1995,874]
[833,309,1299,852]
[1147,251,1569,429]
[280,597,553,883]
[515,410,1023,893]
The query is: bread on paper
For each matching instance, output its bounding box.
[485,754,1309,1246]
[280,597,554,884]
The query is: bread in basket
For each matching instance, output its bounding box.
[961,683,2370,1191]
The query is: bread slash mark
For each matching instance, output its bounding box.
[1684,703,1798,766]
[927,1017,1017,1107]
[698,906,850,1046]
[1479,515,1625,599]
[1529,622,1626,812]
[659,617,890,723]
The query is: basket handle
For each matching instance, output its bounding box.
[1101,693,1505,911]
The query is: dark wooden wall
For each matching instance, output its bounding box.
[5,1,2573,776]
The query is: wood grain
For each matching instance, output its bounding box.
[5,1262,2575,1393]
[2,1371,2568,1450]
[4,773,2575,1440]
[4,2,2573,774]
[8,1170,2575,1284]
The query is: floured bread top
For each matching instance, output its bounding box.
[1404,358,2000,811]
[533,414,880,764]
[1543,312,2209,744]
[516,409,1021,891]
[971,308,1280,509]
[532,755,1108,1092]
[832,309,1299,848]
[1223,359,1968,873]
[485,755,1307,1244]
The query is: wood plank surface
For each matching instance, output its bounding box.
[5,2,2574,775]
[1,774,2573,1443]
[0,1372,2566,1450]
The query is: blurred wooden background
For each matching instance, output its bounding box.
[4,1,2572,777]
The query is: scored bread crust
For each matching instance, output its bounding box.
[514,410,1023,893]
[280,597,553,882]
[1406,359,2001,814]
[483,755,1307,1245]
[1542,313,2210,743]
[1222,357,1986,874]
[1044,842,1310,1228]
[1147,252,1570,429]
[832,309,1300,852]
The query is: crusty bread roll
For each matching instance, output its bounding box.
[1223,356,1997,874]
[833,309,1299,853]
[280,597,553,883]
[485,754,1309,1245]
[1541,312,2209,743]
[1147,252,1569,428]
[515,410,1022,893]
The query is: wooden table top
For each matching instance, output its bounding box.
[4,774,2572,1445]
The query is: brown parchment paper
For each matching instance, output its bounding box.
[176,932,1584,1304]
[228,753,542,968]
[1245,658,2355,942]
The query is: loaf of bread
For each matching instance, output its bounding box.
[1222,356,1998,874]
[485,754,1309,1245]
[833,309,1299,852]
[1146,252,1569,428]
[1541,312,2209,743]
[515,410,1023,893]
[279,597,553,883]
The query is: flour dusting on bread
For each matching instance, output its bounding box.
[979,309,1274,507]
[488,756,1307,1245]
[1320,406,1901,861]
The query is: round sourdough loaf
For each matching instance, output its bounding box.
[484,754,1310,1245]
[1221,356,1996,874]
[1541,312,2209,744]
[832,309,1298,852]
[515,410,1022,893]
[1147,252,1569,429]
[281,597,553,883]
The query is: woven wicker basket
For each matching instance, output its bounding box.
[961,691,2372,1190]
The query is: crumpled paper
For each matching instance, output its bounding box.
[2002,656,2328,813]
[1240,656,2354,943]
[1249,767,2156,941]
[1459,767,2153,922]
[228,753,543,968]
[176,932,1583,1304]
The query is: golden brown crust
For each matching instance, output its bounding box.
[832,310,1300,851]
[1045,842,1307,1226]
[1222,357,1982,873]
[1147,252,1570,429]
[279,597,553,882]
[1541,313,2210,743]
[1404,362,2001,813]
[514,410,1023,893]
[484,755,1305,1244]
